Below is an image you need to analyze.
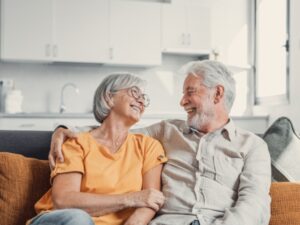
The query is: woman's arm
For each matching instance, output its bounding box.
[52,172,165,217]
[124,164,164,225]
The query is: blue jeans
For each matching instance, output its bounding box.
[190,220,200,225]
[30,209,94,225]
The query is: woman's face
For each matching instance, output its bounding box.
[110,86,150,125]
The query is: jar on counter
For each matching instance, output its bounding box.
[5,90,23,114]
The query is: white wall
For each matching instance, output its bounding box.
[254,0,300,130]
[0,55,196,114]
[211,0,249,66]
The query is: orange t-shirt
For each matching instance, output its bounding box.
[34,132,167,225]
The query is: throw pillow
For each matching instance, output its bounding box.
[270,182,300,225]
[263,117,300,181]
[0,152,50,225]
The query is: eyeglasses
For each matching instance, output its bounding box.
[127,86,150,107]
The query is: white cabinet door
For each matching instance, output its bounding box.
[186,1,211,50]
[162,0,211,54]
[53,0,110,63]
[109,0,161,66]
[161,0,187,50]
[1,0,53,61]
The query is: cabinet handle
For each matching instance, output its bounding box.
[181,33,185,45]
[19,123,35,128]
[187,33,191,46]
[45,44,51,57]
[109,47,113,60]
[53,45,58,57]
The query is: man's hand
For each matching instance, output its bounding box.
[127,188,165,212]
[49,127,78,170]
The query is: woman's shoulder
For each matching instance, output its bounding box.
[64,131,91,148]
[130,133,162,147]
[131,133,155,141]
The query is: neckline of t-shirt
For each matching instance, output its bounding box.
[87,132,132,159]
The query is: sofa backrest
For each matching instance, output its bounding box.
[0,130,52,160]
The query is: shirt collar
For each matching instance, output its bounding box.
[220,119,236,142]
[182,118,237,141]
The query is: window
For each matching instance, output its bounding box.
[255,0,290,104]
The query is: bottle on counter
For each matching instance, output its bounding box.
[0,79,14,113]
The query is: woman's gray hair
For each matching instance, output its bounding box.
[181,60,236,113]
[93,73,146,123]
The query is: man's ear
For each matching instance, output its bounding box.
[214,85,224,104]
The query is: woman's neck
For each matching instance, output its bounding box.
[92,117,130,153]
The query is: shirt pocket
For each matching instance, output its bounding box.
[214,148,244,190]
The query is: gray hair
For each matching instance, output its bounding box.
[93,73,146,123]
[181,60,236,113]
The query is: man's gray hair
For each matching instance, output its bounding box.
[93,73,146,123]
[181,60,236,113]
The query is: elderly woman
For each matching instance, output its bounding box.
[27,73,167,225]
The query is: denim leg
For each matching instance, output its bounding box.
[189,220,200,225]
[30,208,94,225]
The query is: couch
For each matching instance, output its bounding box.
[1,117,300,225]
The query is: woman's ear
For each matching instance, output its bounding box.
[105,93,114,108]
[214,85,224,104]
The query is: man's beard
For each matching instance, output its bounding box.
[187,97,215,130]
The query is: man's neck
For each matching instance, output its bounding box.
[197,116,229,134]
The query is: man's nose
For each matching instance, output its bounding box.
[180,95,188,107]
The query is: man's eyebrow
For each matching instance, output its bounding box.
[182,86,197,93]
[186,87,197,91]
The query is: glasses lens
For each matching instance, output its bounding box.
[129,86,150,107]
[142,94,150,107]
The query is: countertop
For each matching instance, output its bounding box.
[0,112,94,118]
[0,112,269,120]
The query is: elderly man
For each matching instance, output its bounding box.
[49,60,271,225]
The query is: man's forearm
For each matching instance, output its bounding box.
[124,208,156,225]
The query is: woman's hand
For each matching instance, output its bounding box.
[125,165,164,225]
[123,208,152,225]
[127,188,165,212]
[49,127,78,170]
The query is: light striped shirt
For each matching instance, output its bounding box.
[136,119,271,225]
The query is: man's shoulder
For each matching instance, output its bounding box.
[162,119,187,128]
[235,126,267,146]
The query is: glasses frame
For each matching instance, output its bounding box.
[127,86,150,107]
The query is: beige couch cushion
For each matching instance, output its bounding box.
[0,152,50,225]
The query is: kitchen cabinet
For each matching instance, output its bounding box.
[0,115,98,131]
[1,0,52,61]
[0,113,269,134]
[162,0,211,55]
[109,0,161,66]
[1,0,109,63]
[53,0,110,63]
[1,0,161,65]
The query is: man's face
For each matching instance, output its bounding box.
[180,74,215,129]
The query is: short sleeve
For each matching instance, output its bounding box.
[142,137,167,175]
[50,138,85,182]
